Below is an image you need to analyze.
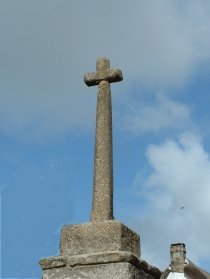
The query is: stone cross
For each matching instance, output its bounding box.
[84,57,123,222]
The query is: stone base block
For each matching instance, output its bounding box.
[60,220,140,257]
[40,254,160,279]
[42,262,153,279]
[40,251,162,279]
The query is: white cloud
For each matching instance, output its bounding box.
[118,0,210,87]
[122,93,191,133]
[133,132,210,269]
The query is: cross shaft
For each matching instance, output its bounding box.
[84,57,123,222]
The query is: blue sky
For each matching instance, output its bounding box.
[1,0,210,278]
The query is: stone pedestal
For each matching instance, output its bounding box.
[40,251,158,279]
[60,220,140,257]
[42,262,149,279]
[40,221,161,279]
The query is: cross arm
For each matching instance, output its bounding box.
[84,69,123,87]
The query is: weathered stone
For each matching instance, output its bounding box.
[84,57,123,221]
[66,251,140,268]
[40,251,161,279]
[39,256,66,270]
[60,220,140,257]
[84,57,123,87]
[40,251,140,269]
[42,262,156,279]
[40,252,162,278]
[42,267,89,279]
[84,69,123,86]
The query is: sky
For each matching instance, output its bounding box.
[1,0,210,278]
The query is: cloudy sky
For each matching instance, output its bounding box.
[1,0,210,278]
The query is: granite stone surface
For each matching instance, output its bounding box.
[40,251,140,269]
[42,262,156,279]
[60,220,140,257]
[40,251,162,278]
[84,57,123,222]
